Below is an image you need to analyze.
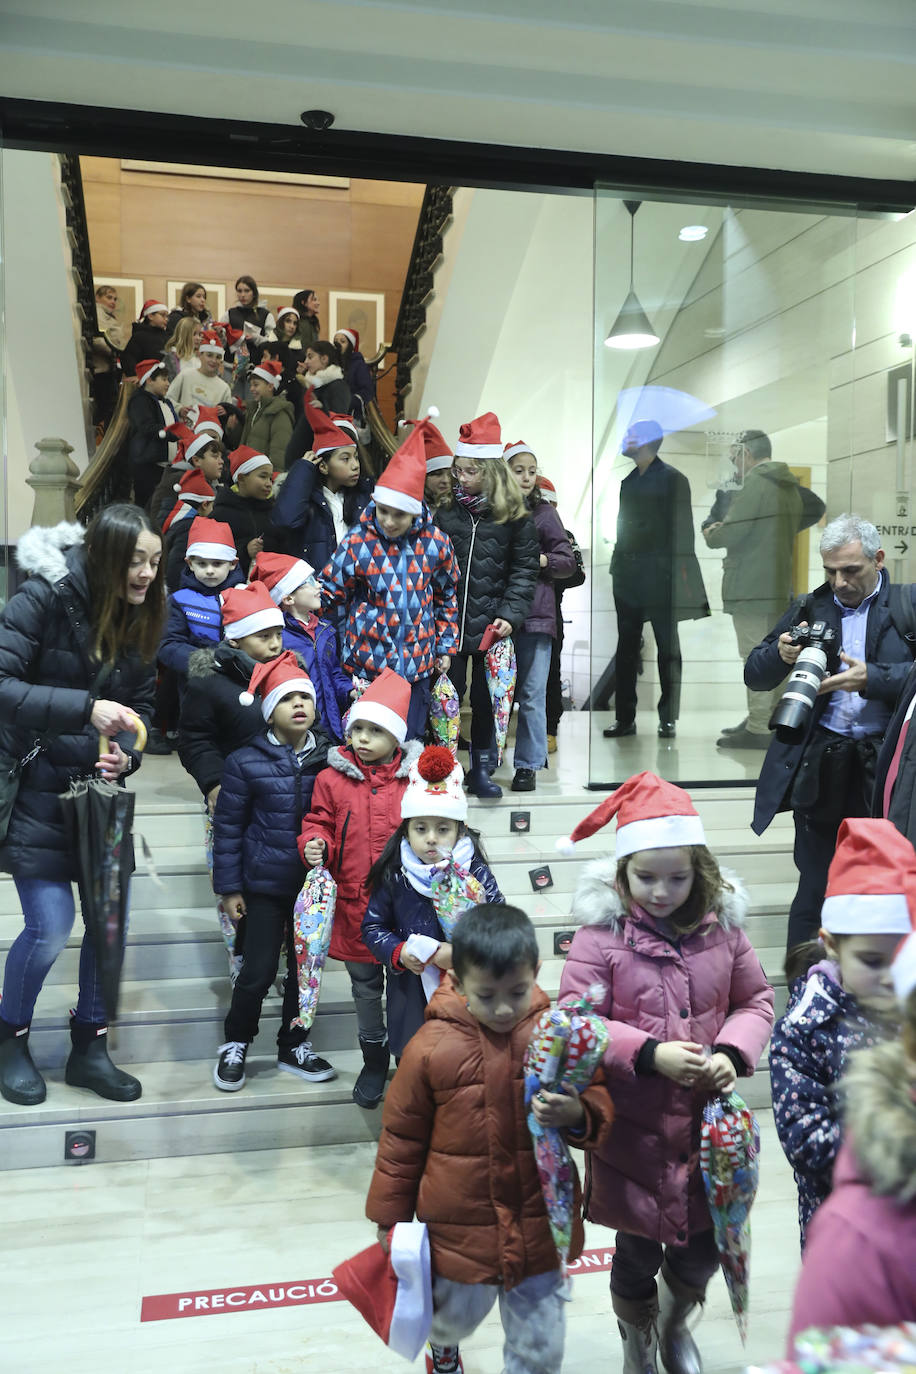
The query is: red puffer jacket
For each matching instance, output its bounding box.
[299,741,420,962]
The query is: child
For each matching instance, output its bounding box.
[271,402,372,567]
[120,298,169,377]
[162,316,203,379]
[787,925,916,1338]
[126,359,177,510]
[212,652,334,1090]
[362,746,503,1060]
[557,773,774,1374]
[158,517,243,682]
[419,412,454,510]
[161,468,215,537]
[503,442,576,793]
[153,424,226,553]
[537,475,586,754]
[436,412,540,799]
[212,445,275,576]
[167,329,232,412]
[770,817,907,1246]
[321,421,459,739]
[248,551,354,742]
[365,904,613,1374]
[240,358,294,472]
[300,670,417,1109]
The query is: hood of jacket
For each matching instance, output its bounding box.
[360,501,429,543]
[303,364,344,389]
[326,738,421,781]
[16,522,86,584]
[753,460,802,491]
[842,1039,916,1200]
[570,854,748,932]
[187,641,259,682]
[425,975,551,1032]
[782,960,862,1029]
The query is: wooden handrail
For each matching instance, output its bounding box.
[74,376,137,519]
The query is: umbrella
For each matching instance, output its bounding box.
[616,386,717,438]
[428,671,460,755]
[699,1090,760,1343]
[291,865,337,1031]
[523,997,609,1274]
[484,636,517,767]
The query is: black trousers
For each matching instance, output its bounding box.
[448,652,495,749]
[614,596,682,724]
[546,590,565,734]
[611,1229,720,1301]
[224,890,304,1049]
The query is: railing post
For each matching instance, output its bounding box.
[27,437,82,527]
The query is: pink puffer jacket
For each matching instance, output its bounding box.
[558,859,774,1246]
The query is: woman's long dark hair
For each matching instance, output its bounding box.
[85,504,166,665]
[179,281,206,313]
[368,821,489,893]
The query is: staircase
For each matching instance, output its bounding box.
[0,752,795,1170]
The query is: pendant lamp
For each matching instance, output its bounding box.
[604,201,660,351]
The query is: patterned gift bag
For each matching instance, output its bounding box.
[291,865,337,1031]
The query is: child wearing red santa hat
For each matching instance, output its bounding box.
[126,358,177,510]
[240,358,295,472]
[212,446,276,575]
[158,517,243,682]
[557,772,773,1374]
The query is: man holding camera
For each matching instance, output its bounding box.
[745,514,916,949]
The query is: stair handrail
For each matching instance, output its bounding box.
[58,153,98,406]
[390,185,455,418]
[74,377,137,521]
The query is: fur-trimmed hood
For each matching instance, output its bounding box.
[15,522,85,584]
[302,364,344,389]
[570,854,749,931]
[327,739,421,781]
[842,1039,916,1200]
[187,643,309,683]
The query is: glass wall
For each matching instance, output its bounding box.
[588,190,871,786]
[0,146,7,610]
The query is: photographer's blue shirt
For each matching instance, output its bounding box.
[820,575,890,738]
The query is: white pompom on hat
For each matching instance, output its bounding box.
[238,649,316,718]
[348,668,411,745]
[556,771,705,858]
[820,817,916,936]
[401,746,468,822]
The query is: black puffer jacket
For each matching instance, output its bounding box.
[176,643,267,797]
[0,525,155,881]
[212,485,280,575]
[120,320,167,377]
[213,727,330,896]
[435,501,540,652]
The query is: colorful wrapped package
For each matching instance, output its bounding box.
[341,674,371,738]
[428,850,487,938]
[485,636,517,766]
[755,1323,916,1374]
[699,1090,760,1343]
[291,865,337,1031]
[523,997,609,1275]
[429,671,460,755]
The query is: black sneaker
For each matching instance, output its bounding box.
[213,1041,248,1091]
[510,767,536,792]
[277,1043,337,1082]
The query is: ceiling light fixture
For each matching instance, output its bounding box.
[679,224,708,242]
[604,201,660,351]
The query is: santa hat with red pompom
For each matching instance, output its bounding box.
[198,329,225,355]
[337,328,360,351]
[402,746,467,822]
[221,581,282,639]
[537,475,558,505]
[820,818,916,936]
[348,668,411,745]
[228,445,272,482]
[557,771,705,858]
[455,411,503,460]
[136,358,167,387]
[332,1222,432,1361]
[248,551,316,604]
[140,299,168,320]
[185,517,236,562]
[251,358,283,390]
[503,440,536,462]
[308,399,359,457]
[239,649,315,718]
[374,423,426,516]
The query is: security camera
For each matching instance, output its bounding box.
[300,110,335,131]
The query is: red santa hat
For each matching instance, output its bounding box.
[503,440,536,462]
[228,445,272,481]
[239,649,316,718]
[308,399,359,457]
[186,429,221,463]
[336,328,359,351]
[374,423,426,516]
[537,475,558,505]
[557,771,705,857]
[276,306,299,324]
[248,551,316,604]
[454,411,502,460]
[198,329,225,355]
[185,517,237,563]
[892,931,916,1004]
[348,668,411,745]
[140,299,168,319]
[161,421,194,469]
[220,581,283,638]
[162,471,215,534]
[136,358,167,387]
[402,746,467,822]
[332,1222,432,1362]
[251,358,283,390]
[187,404,224,439]
[399,408,453,474]
[820,818,916,936]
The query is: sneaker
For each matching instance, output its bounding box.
[510,767,537,792]
[426,1345,464,1374]
[213,1041,248,1091]
[277,1042,337,1082]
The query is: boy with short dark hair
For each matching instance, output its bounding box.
[365,904,613,1374]
[158,518,243,682]
[127,358,177,510]
[213,446,276,575]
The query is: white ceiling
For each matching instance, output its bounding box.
[2,0,916,183]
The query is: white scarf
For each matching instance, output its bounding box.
[400,834,475,896]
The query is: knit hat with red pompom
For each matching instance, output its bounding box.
[402,746,467,822]
[557,771,705,858]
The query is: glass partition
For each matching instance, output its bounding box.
[0,145,7,611]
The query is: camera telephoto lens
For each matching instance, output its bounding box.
[769,621,838,743]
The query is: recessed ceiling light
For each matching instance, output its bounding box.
[679,225,708,242]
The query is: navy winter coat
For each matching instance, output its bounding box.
[434,501,540,653]
[177,643,271,797]
[158,565,244,678]
[271,458,372,571]
[0,529,154,881]
[769,962,894,1245]
[361,856,503,1056]
[212,727,331,897]
[127,388,176,479]
[281,613,353,742]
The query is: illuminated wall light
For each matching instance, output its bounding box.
[678,225,708,242]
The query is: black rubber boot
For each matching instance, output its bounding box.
[352,1037,390,1109]
[466,749,502,799]
[65,1018,142,1102]
[0,1019,46,1105]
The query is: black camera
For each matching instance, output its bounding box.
[768,621,840,743]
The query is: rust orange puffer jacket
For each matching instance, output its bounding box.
[366,980,614,1290]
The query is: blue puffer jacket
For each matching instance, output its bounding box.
[769,960,895,1245]
[361,855,503,1056]
[281,613,353,742]
[158,566,244,678]
[212,726,331,897]
[271,457,372,571]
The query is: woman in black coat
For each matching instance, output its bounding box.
[0,506,164,1108]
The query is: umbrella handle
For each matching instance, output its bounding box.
[97,714,148,757]
[99,735,110,755]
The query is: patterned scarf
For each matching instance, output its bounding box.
[454,486,489,517]
[400,834,485,936]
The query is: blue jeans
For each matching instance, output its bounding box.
[0,877,114,1026]
[513,631,552,770]
[429,1269,566,1373]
